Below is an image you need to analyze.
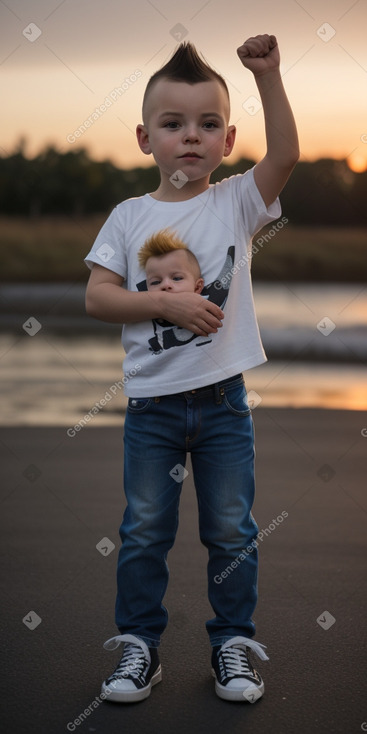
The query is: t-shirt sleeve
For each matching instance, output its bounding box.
[84,206,127,279]
[233,166,282,237]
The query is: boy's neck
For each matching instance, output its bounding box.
[149,175,211,202]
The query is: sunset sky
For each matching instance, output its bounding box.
[1,0,366,171]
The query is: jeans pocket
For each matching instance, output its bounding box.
[223,383,251,416]
[127,397,152,414]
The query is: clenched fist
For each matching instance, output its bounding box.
[237,34,280,76]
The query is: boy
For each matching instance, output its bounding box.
[85,35,299,703]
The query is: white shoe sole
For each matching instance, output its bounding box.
[211,669,264,702]
[101,665,162,703]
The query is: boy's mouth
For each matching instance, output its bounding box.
[179,152,202,158]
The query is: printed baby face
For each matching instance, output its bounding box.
[145,250,203,293]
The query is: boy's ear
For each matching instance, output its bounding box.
[136,124,152,155]
[195,277,205,294]
[223,124,236,158]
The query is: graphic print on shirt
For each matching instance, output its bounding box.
[136,246,235,355]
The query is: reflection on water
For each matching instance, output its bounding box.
[1,333,366,426]
[253,283,367,362]
[253,283,367,328]
[252,361,367,411]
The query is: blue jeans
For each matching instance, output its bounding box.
[115,374,259,648]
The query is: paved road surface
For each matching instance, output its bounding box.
[0,408,366,734]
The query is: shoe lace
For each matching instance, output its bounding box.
[220,636,269,678]
[103,634,150,681]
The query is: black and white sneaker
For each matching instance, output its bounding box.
[211,636,268,702]
[101,634,162,703]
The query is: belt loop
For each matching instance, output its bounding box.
[214,383,224,404]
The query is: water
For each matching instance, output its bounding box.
[1,282,366,425]
[254,282,367,361]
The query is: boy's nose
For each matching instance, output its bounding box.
[184,126,200,143]
[160,280,173,291]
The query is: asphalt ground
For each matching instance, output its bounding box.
[0,408,366,734]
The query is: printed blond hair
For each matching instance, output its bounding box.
[138,228,201,276]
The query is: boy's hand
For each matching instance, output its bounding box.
[237,34,280,76]
[159,291,224,337]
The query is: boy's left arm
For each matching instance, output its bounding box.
[237,34,300,208]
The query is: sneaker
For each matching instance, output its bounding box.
[101,634,162,703]
[211,636,268,702]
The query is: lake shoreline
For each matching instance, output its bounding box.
[1,281,366,363]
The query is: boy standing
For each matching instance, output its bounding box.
[85,35,299,703]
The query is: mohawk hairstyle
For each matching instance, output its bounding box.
[138,228,201,276]
[142,42,229,121]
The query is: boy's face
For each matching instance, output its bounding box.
[136,79,236,188]
[145,250,204,294]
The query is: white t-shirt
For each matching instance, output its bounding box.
[85,166,281,397]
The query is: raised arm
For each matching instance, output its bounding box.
[237,34,300,208]
[85,263,224,336]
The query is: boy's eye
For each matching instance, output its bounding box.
[173,275,183,281]
[164,121,180,129]
[203,121,218,129]
[149,279,161,286]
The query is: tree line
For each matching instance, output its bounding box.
[0,145,366,225]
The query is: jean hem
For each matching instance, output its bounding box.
[117,631,160,648]
[209,633,254,648]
